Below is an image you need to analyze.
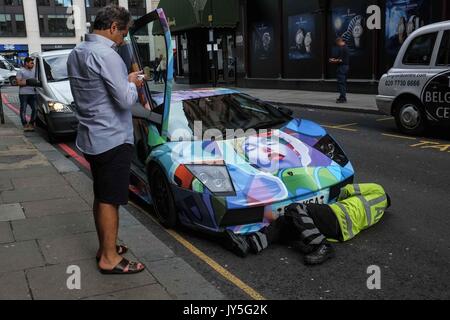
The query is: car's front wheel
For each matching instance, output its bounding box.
[394,98,426,135]
[9,76,17,86]
[148,164,178,229]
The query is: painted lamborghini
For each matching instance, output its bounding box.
[126,9,354,235]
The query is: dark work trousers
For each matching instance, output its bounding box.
[19,94,37,126]
[336,65,349,100]
[264,204,342,246]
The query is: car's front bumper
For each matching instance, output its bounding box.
[47,112,78,135]
[376,95,395,115]
[172,175,354,235]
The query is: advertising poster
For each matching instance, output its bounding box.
[331,6,366,57]
[385,0,430,57]
[252,22,275,61]
[288,14,316,60]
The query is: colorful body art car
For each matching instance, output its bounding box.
[127,10,354,235]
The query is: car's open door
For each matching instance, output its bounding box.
[122,8,173,140]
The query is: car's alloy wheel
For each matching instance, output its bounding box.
[149,165,178,229]
[394,100,426,135]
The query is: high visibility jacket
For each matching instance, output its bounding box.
[329,183,389,242]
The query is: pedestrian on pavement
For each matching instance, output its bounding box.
[329,37,350,104]
[16,57,37,132]
[67,4,145,275]
[222,183,391,266]
[153,56,160,83]
[157,54,167,84]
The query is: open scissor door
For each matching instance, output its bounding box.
[125,8,173,139]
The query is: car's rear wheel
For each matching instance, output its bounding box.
[148,165,178,229]
[394,98,426,136]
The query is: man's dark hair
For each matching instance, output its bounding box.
[93,4,132,31]
[24,57,34,64]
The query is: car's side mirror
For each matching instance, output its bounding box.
[278,106,293,116]
[26,78,42,87]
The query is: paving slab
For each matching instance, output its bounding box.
[11,174,68,189]
[0,240,45,273]
[27,258,157,300]
[1,184,79,203]
[11,212,95,241]
[62,171,94,205]
[21,196,90,218]
[33,142,57,152]
[39,232,99,265]
[51,157,80,174]
[0,271,32,300]
[0,203,26,221]
[118,224,175,263]
[146,257,225,300]
[0,221,14,243]
[0,165,57,179]
[0,178,13,191]
[84,284,172,300]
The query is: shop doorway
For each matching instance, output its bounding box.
[216,33,236,84]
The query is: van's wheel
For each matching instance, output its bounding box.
[9,76,17,86]
[394,98,426,135]
[148,165,178,228]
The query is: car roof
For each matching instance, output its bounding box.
[32,49,72,58]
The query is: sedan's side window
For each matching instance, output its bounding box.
[436,30,450,66]
[403,32,438,65]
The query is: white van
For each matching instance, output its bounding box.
[377,21,450,135]
[0,55,18,86]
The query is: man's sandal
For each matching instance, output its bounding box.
[99,258,146,275]
[96,245,128,262]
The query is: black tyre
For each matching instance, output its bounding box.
[44,113,56,143]
[394,98,426,136]
[9,76,17,86]
[148,165,178,228]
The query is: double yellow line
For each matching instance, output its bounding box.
[128,202,266,300]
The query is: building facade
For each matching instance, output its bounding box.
[0,0,153,65]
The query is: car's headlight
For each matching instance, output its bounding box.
[314,134,349,166]
[185,165,235,195]
[48,101,71,113]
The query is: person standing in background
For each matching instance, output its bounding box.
[16,57,37,132]
[329,37,350,104]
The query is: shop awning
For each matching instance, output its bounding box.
[157,0,239,32]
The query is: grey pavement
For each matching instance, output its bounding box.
[0,103,225,300]
[171,83,379,114]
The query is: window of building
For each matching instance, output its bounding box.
[85,0,118,8]
[129,0,146,9]
[437,30,450,66]
[37,0,75,37]
[403,32,438,66]
[0,0,25,36]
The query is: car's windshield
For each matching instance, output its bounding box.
[167,93,292,141]
[42,54,69,82]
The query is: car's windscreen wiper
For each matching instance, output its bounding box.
[248,119,289,131]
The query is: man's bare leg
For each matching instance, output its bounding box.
[96,202,123,270]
